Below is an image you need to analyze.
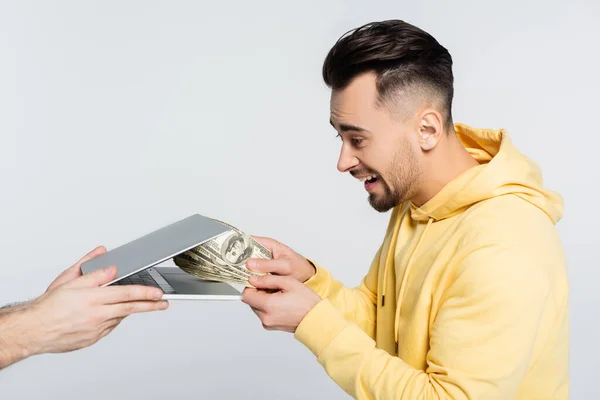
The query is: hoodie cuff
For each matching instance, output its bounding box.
[303,259,332,299]
[294,299,349,358]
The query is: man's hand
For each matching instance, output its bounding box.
[241,274,321,333]
[46,245,107,291]
[247,237,316,283]
[0,247,168,369]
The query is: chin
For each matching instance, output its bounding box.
[368,194,397,213]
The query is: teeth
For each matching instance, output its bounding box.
[359,175,378,182]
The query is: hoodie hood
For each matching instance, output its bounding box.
[409,123,564,224]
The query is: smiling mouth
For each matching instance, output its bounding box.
[358,174,379,184]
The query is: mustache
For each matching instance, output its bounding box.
[350,169,380,178]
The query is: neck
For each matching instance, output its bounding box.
[411,132,479,207]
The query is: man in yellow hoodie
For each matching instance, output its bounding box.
[241,19,569,399]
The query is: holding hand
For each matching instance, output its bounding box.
[29,247,168,355]
[242,237,321,333]
[246,236,316,282]
[242,274,321,333]
[0,246,168,368]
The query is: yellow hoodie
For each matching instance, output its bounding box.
[294,123,569,399]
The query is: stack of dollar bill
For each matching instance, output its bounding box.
[173,219,271,287]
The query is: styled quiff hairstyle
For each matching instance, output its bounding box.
[322,19,454,128]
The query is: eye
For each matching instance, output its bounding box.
[351,137,363,146]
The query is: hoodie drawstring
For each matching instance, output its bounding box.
[381,205,406,307]
[393,217,433,354]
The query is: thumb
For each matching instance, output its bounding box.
[251,236,283,256]
[46,246,109,290]
[65,265,118,289]
[74,246,107,268]
[248,273,295,292]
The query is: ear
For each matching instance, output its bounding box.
[417,110,444,151]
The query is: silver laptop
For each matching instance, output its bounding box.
[80,214,243,300]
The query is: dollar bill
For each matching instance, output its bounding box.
[199,226,270,276]
[188,244,251,279]
[175,252,244,281]
[174,255,249,286]
[172,217,272,286]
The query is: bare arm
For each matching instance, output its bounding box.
[0,246,169,370]
[0,305,36,368]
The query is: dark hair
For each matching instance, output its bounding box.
[323,19,454,127]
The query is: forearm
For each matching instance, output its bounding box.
[0,300,31,315]
[327,285,376,337]
[0,304,36,369]
[304,262,376,338]
[296,301,475,400]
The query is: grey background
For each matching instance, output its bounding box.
[1,1,598,399]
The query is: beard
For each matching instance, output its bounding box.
[367,144,420,213]
[368,178,399,212]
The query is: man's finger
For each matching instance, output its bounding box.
[74,246,107,268]
[94,285,164,304]
[246,258,291,275]
[48,246,108,290]
[243,302,270,330]
[98,317,124,341]
[108,300,169,318]
[250,236,282,255]
[248,274,295,292]
[106,316,125,328]
[249,306,264,319]
[241,287,270,310]
[65,265,117,289]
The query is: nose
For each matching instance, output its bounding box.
[337,145,359,173]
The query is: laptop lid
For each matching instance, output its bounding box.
[80,214,230,286]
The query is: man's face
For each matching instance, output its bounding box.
[330,72,422,212]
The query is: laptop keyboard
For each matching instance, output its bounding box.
[112,267,176,294]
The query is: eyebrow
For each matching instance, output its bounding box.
[329,118,370,133]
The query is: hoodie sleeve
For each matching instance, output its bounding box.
[294,242,563,400]
[301,246,381,340]
[299,206,400,339]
